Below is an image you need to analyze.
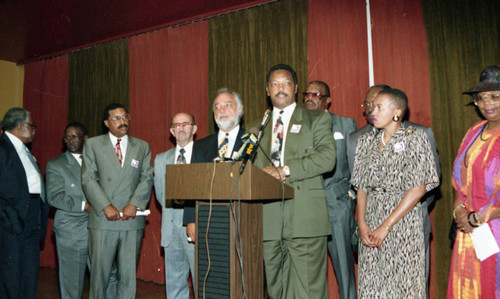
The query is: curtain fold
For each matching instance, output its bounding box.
[422,0,500,297]
[208,0,308,133]
[128,21,209,283]
[307,0,369,124]
[68,40,129,137]
[23,54,69,267]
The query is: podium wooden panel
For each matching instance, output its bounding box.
[165,161,293,299]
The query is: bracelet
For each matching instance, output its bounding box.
[467,212,479,228]
[453,204,466,219]
[383,224,392,232]
[472,212,483,226]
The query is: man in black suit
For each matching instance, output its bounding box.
[184,87,245,242]
[0,107,49,299]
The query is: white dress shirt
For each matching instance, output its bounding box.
[175,141,194,164]
[217,125,241,159]
[109,133,128,166]
[272,102,296,166]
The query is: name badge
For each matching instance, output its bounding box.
[394,142,405,152]
[290,124,301,133]
[131,159,140,168]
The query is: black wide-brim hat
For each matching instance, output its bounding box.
[463,65,500,95]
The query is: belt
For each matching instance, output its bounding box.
[29,193,41,198]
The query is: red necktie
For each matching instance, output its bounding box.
[116,138,123,165]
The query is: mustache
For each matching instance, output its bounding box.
[118,124,129,129]
[275,92,288,97]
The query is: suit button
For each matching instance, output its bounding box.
[297,186,300,190]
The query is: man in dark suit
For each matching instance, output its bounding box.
[0,107,49,299]
[82,103,153,299]
[154,112,197,298]
[184,87,245,242]
[253,64,336,299]
[303,80,357,299]
[347,85,441,295]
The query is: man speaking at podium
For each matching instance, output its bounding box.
[184,88,246,242]
[253,64,336,299]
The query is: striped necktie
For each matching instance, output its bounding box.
[218,133,229,159]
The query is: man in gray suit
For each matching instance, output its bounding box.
[303,81,357,299]
[82,103,153,299]
[47,122,117,299]
[154,112,197,299]
[347,85,441,295]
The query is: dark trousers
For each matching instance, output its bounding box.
[0,197,42,299]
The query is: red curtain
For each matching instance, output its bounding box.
[307,0,369,126]
[128,21,209,283]
[371,0,432,127]
[308,0,433,298]
[23,55,69,267]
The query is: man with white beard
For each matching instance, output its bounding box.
[183,87,246,242]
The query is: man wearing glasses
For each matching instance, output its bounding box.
[154,112,197,299]
[0,107,49,299]
[82,103,153,298]
[303,81,358,299]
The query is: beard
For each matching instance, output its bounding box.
[215,113,239,131]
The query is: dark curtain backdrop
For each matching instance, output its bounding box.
[422,0,500,297]
[128,21,209,283]
[68,40,130,137]
[208,0,308,134]
[23,55,69,267]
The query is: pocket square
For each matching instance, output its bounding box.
[334,132,344,140]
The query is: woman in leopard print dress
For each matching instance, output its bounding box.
[351,88,439,298]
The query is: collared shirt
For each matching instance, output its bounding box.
[217,125,240,159]
[175,141,194,164]
[272,102,297,166]
[71,152,83,166]
[109,133,128,165]
[5,131,42,194]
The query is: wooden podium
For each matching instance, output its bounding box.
[165,161,293,299]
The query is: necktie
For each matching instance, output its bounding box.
[177,148,186,164]
[218,133,229,159]
[271,110,284,167]
[115,138,123,165]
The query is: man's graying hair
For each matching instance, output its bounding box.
[214,87,244,117]
[2,107,30,131]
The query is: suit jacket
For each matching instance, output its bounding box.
[154,147,177,247]
[81,134,153,230]
[253,105,336,240]
[324,113,357,200]
[46,151,89,240]
[0,134,49,237]
[183,128,246,224]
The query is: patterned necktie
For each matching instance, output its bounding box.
[115,138,123,165]
[177,148,186,164]
[218,133,229,159]
[271,110,284,167]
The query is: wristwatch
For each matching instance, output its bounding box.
[282,165,290,176]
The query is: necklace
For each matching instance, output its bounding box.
[480,124,489,141]
[381,130,386,146]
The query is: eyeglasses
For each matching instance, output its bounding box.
[474,92,500,106]
[64,135,84,141]
[109,114,130,122]
[303,92,328,99]
[172,122,194,129]
[361,101,374,109]
[24,122,37,129]
[214,102,235,111]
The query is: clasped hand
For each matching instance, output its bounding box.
[359,222,389,248]
[103,204,137,221]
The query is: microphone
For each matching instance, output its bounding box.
[239,109,272,174]
[232,130,256,161]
